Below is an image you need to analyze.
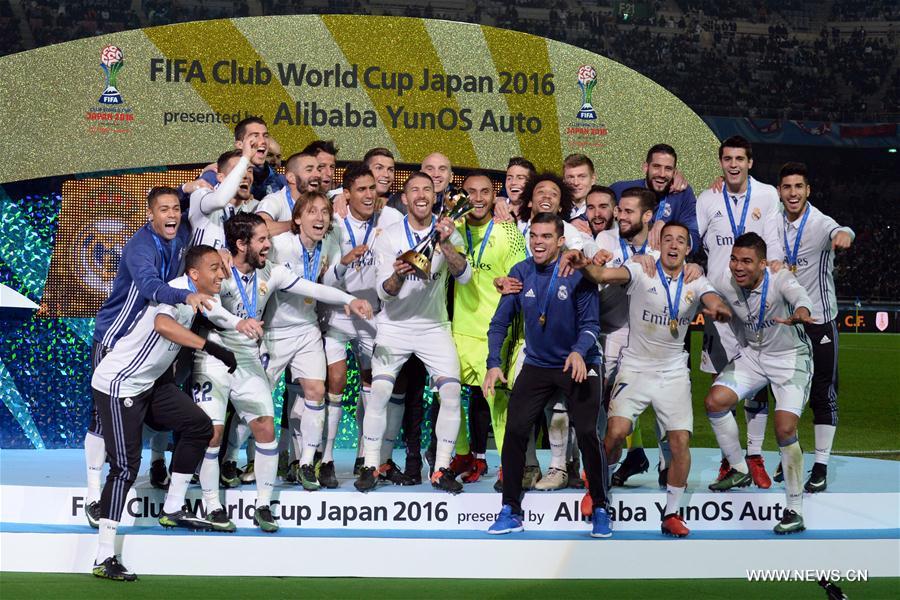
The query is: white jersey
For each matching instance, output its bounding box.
[714,267,813,356]
[264,233,352,340]
[374,217,470,329]
[619,263,716,372]
[189,156,255,249]
[256,186,295,223]
[322,207,404,309]
[697,176,782,279]
[92,275,239,397]
[595,229,660,332]
[780,203,853,323]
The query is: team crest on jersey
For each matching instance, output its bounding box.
[557,285,568,300]
[685,291,695,304]
[259,282,268,296]
[752,207,762,221]
[662,204,673,219]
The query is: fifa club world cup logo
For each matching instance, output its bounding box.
[576,64,598,120]
[99,45,124,105]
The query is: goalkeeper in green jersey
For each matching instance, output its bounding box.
[448,173,527,483]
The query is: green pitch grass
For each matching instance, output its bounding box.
[0,573,897,599]
[659,332,900,457]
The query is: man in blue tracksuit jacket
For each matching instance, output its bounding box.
[610,143,700,254]
[483,212,611,537]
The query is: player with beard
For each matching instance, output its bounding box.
[610,144,700,252]
[355,172,471,494]
[303,139,340,198]
[192,212,370,531]
[697,136,783,487]
[257,151,322,237]
[321,164,406,487]
[585,185,616,236]
[705,233,813,534]
[189,145,257,250]
[774,162,853,492]
[447,173,527,483]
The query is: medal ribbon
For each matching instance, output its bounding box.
[231,266,257,319]
[285,186,294,211]
[301,240,322,281]
[742,269,769,341]
[722,179,752,237]
[783,205,810,270]
[403,215,435,249]
[656,260,684,327]
[344,215,375,248]
[619,236,648,259]
[538,258,561,327]
[466,221,494,268]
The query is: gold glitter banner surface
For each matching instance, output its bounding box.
[0,15,718,183]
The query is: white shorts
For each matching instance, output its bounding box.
[263,327,327,383]
[609,368,693,435]
[324,313,377,370]
[714,349,812,417]
[701,319,740,374]
[601,328,629,382]
[192,360,274,425]
[372,323,460,382]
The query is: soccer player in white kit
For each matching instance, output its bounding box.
[264,190,372,490]
[256,151,322,236]
[696,135,783,487]
[575,222,732,537]
[705,232,814,534]
[189,140,258,250]
[321,164,406,486]
[354,172,471,494]
[776,162,853,492]
[193,212,370,532]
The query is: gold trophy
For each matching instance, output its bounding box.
[398,189,474,279]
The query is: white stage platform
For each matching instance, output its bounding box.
[1,448,898,578]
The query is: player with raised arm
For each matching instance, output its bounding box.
[90,245,239,581]
[83,186,213,527]
[484,213,611,538]
[448,173,527,482]
[263,190,372,490]
[321,164,405,487]
[256,151,322,237]
[354,172,471,494]
[696,135,783,487]
[193,212,370,532]
[610,144,700,252]
[705,233,814,534]
[775,162,853,492]
[189,143,257,250]
[573,222,732,537]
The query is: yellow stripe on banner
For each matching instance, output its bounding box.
[482,27,562,172]
[144,19,316,152]
[323,15,478,167]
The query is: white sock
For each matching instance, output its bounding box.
[323,393,343,464]
[147,427,168,463]
[85,432,105,504]
[163,472,192,514]
[744,400,768,456]
[708,411,748,473]
[363,379,392,467]
[780,438,804,514]
[433,381,462,471]
[226,418,251,463]
[814,424,836,466]
[665,484,685,516]
[255,440,278,507]
[299,401,326,465]
[199,446,222,512]
[380,395,406,465]
[548,406,568,470]
[289,400,306,464]
[96,519,118,563]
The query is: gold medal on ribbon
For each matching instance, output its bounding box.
[789,264,797,273]
[669,319,678,336]
[756,330,763,343]
[304,297,314,305]
[539,314,546,326]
